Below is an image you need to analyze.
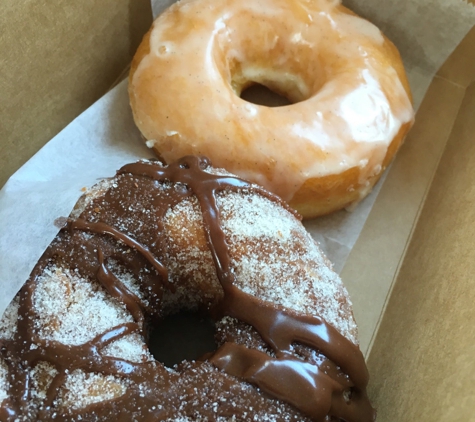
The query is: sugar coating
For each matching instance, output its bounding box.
[56,370,128,409]
[0,296,19,340]
[0,359,9,403]
[165,416,287,421]
[0,299,19,404]
[70,179,114,219]
[166,418,230,422]
[101,333,152,364]
[161,198,224,313]
[218,191,358,344]
[32,267,136,346]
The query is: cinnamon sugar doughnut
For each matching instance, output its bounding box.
[0,156,375,421]
[128,0,414,219]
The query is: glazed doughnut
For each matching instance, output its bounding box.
[0,156,375,421]
[128,0,414,219]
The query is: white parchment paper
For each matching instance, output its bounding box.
[1,0,474,317]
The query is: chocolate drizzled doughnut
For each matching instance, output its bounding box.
[0,156,375,421]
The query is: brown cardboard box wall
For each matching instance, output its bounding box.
[1,1,474,420]
[0,0,152,187]
[367,34,475,419]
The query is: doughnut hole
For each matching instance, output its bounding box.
[240,83,292,107]
[148,311,216,367]
[212,9,328,107]
[229,62,314,105]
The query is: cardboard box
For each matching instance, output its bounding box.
[1,1,474,420]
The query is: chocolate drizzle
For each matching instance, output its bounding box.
[0,156,375,421]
